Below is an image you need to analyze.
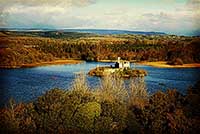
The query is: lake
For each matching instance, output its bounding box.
[0,61,200,107]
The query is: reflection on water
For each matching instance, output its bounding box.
[0,61,200,106]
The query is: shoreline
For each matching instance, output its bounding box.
[99,60,200,68]
[137,61,200,68]
[0,59,84,69]
[1,60,200,69]
[98,60,116,63]
[98,60,137,63]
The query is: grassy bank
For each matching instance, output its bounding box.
[21,59,83,68]
[0,74,199,134]
[0,59,83,68]
[137,61,200,68]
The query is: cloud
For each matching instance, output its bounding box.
[142,12,174,23]
[0,12,8,27]
[139,10,199,35]
[0,0,96,28]
[185,0,200,33]
[186,0,200,10]
[0,0,199,35]
[0,0,96,8]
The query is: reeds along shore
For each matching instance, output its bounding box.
[0,74,199,134]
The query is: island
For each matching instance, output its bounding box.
[88,57,147,78]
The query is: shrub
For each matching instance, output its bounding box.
[1,75,199,133]
[132,90,191,133]
[128,78,148,108]
[0,99,36,134]
[167,58,184,65]
[97,75,128,103]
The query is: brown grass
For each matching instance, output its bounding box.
[21,59,83,68]
[137,61,200,68]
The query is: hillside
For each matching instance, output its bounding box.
[0,30,200,68]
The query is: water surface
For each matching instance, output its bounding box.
[0,62,200,106]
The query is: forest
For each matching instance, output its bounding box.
[0,75,199,133]
[0,31,200,68]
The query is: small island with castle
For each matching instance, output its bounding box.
[88,57,148,78]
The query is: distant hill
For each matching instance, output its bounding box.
[63,29,166,35]
[0,28,166,35]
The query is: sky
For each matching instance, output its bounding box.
[0,0,200,35]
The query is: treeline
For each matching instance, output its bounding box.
[0,47,54,68]
[0,75,199,133]
[1,31,200,68]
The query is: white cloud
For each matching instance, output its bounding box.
[0,0,96,8]
[0,0,96,28]
[186,0,200,9]
[4,5,66,14]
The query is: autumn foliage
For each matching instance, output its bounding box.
[1,31,200,68]
[0,75,199,134]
